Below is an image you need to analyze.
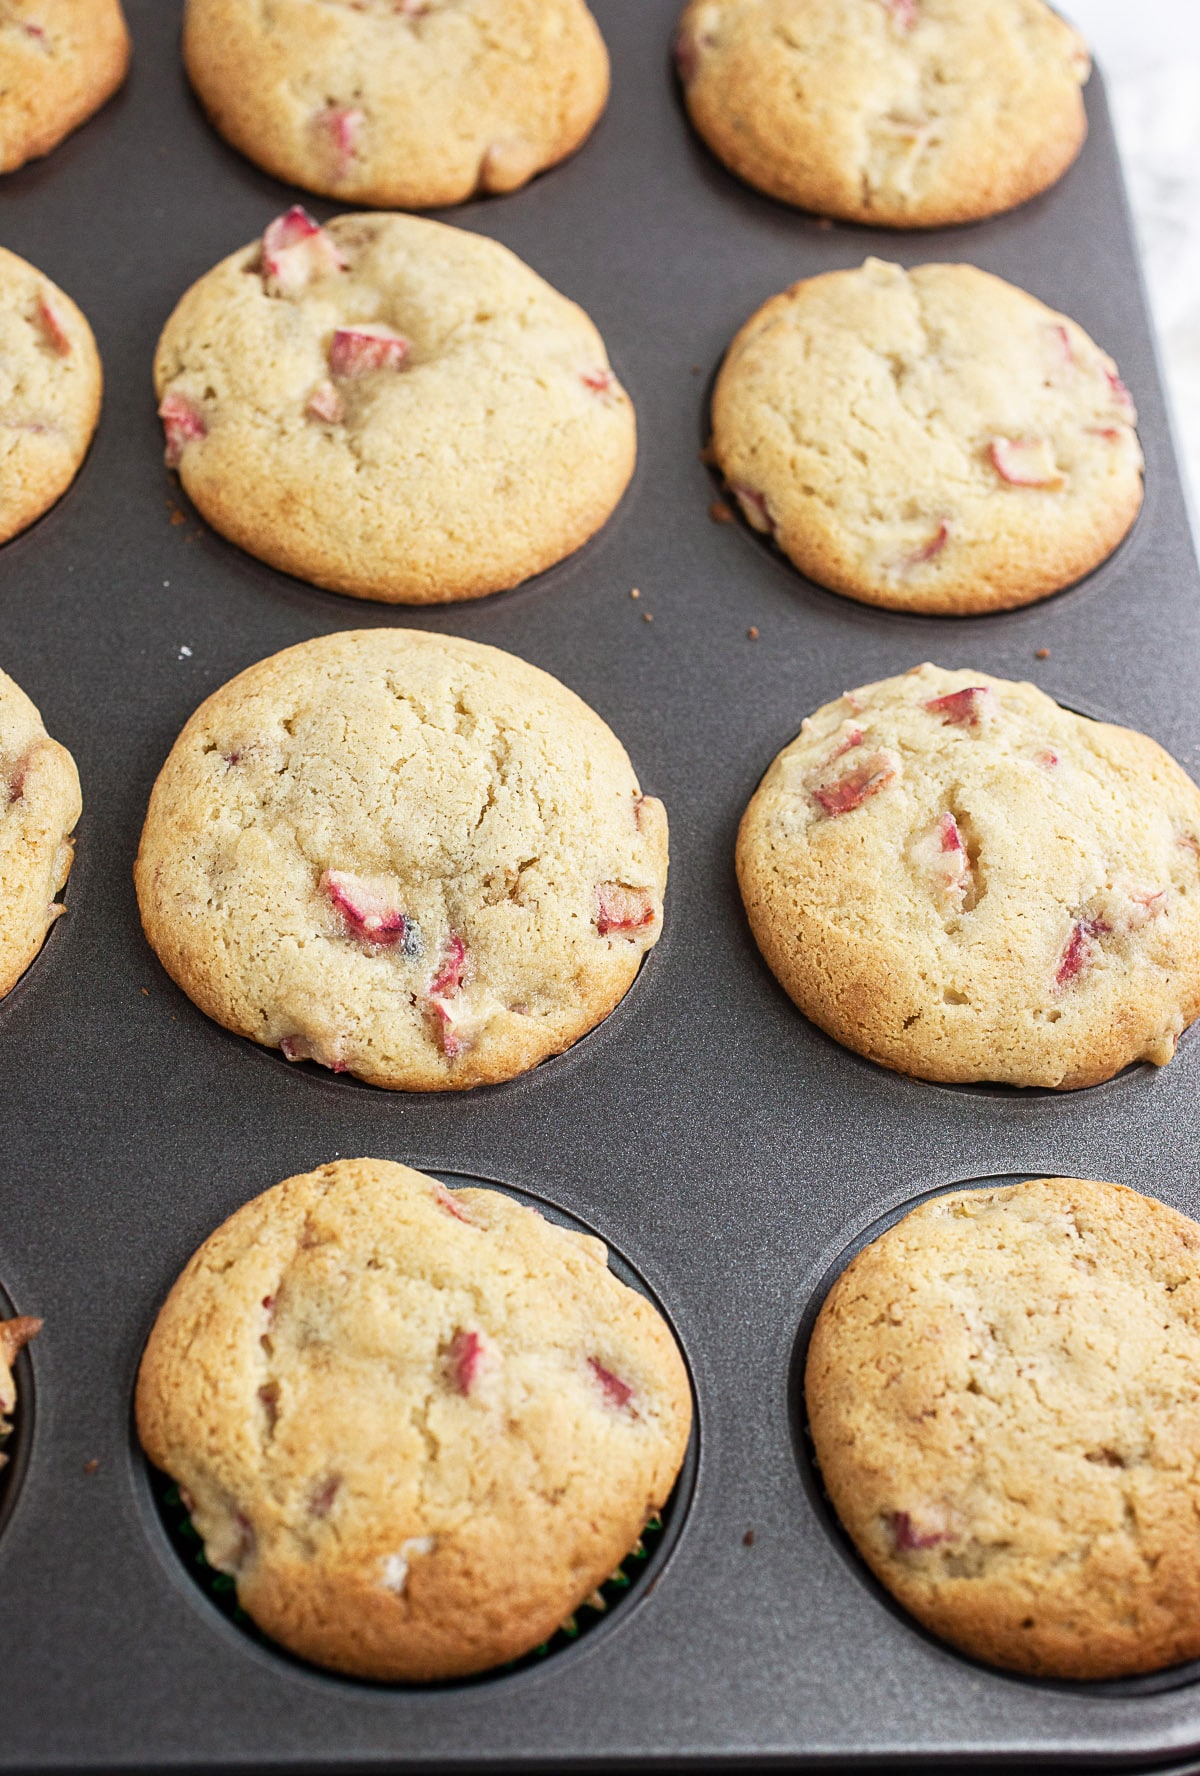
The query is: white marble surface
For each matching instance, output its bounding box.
[1063,0,1200,522]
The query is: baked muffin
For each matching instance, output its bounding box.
[184,0,609,209]
[676,0,1090,226]
[808,1177,1200,1678]
[0,664,82,999]
[154,208,635,603]
[737,665,1200,1088]
[137,1158,693,1680]
[135,630,668,1089]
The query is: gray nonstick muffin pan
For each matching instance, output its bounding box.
[2,1,1200,1769]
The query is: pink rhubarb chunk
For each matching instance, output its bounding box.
[812,754,895,817]
[449,1329,497,1396]
[989,436,1063,488]
[429,935,469,1057]
[1051,322,1075,367]
[159,392,206,468]
[314,104,364,178]
[1106,370,1135,417]
[731,483,775,536]
[431,1181,474,1224]
[825,724,863,765]
[430,935,467,998]
[261,206,348,298]
[901,519,950,570]
[890,1511,946,1552]
[306,380,345,424]
[596,883,656,936]
[581,367,614,395]
[321,868,417,950]
[36,292,70,355]
[1055,918,1111,989]
[925,686,991,729]
[329,323,410,378]
[589,1357,634,1412]
[279,1035,348,1073]
[885,0,917,25]
[922,810,971,902]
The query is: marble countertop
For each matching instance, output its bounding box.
[1064,0,1200,523]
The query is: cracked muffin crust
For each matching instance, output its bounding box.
[675,0,1090,227]
[0,0,128,174]
[183,0,609,211]
[0,664,81,999]
[711,260,1143,615]
[1,244,102,545]
[135,629,668,1090]
[136,1157,692,1681]
[736,665,1200,1090]
[807,1176,1200,1679]
[153,208,636,603]
[0,1313,40,1464]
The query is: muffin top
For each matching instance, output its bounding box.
[676,0,1089,226]
[153,208,635,603]
[808,1177,1200,1678]
[136,629,668,1090]
[136,1158,692,1680]
[737,664,1200,1089]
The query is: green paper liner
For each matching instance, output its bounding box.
[151,1464,665,1682]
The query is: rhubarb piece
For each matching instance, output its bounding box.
[596,882,656,936]
[989,436,1064,489]
[321,868,420,952]
[588,1357,634,1412]
[329,323,410,379]
[812,753,895,818]
[1087,427,1123,442]
[901,519,950,570]
[1055,917,1110,989]
[921,811,971,901]
[1106,370,1135,418]
[824,723,864,766]
[279,1035,348,1073]
[448,1328,498,1396]
[261,206,347,299]
[159,392,206,469]
[1039,749,1059,769]
[428,935,469,1057]
[731,483,774,536]
[886,0,917,25]
[890,1510,947,1552]
[305,380,345,424]
[925,686,991,729]
[1051,322,1075,366]
[581,367,614,395]
[429,935,467,998]
[313,105,364,179]
[431,1181,474,1224]
[1125,888,1168,931]
[36,292,70,356]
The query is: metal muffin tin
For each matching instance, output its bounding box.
[2,1,1200,1768]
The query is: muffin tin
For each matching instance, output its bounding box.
[2,0,1200,1768]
